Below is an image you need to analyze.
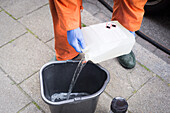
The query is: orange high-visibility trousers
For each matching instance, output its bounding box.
[49,0,147,61]
[49,0,82,60]
[112,0,147,31]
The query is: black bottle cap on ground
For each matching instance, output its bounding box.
[111,97,128,113]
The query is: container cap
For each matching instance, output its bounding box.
[110,97,128,113]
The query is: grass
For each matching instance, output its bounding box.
[17,103,31,113]
[10,81,15,85]
[26,28,39,39]
[156,75,164,82]
[32,101,41,110]
[140,83,145,87]
[3,10,17,20]
[26,28,34,35]
[81,23,86,27]
[8,39,16,43]
[132,90,137,94]
[138,62,151,72]
[156,75,169,87]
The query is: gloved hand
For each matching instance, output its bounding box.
[67,27,86,53]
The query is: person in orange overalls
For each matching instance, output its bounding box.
[49,0,147,69]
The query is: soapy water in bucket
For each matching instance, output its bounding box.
[51,92,89,102]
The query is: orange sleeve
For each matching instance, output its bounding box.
[54,0,81,31]
[112,0,147,31]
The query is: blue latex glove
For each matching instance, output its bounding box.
[67,27,86,53]
[129,31,135,37]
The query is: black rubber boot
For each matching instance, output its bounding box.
[117,51,136,69]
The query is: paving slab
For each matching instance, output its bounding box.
[81,10,101,26]
[100,59,135,99]
[83,0,112,22]
[136,34,169,64]
[46,38,55,51]
[0,12,26,47]
[82,2,100,15]
[0,33,54,83]
[154,48,170,64]
[127,63,153,90]
[94,12,111,22]
[96,1,112,19]
[128,77,170,113]
[0,68,31,113]
[133,43,170,84]
[83,0,98,5]
[19,103,42,113]
[0,0,48,19]
[136,35,157,52]
[83,0,113,19]
[20,72,51,113]
[19,5,53,42]
[140,14,170,49]
[95,92,112,113]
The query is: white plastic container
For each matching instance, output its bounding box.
[81,21,135,63]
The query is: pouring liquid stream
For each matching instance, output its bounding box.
[66,57,87,100]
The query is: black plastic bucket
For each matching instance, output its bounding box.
[40,60,110,113]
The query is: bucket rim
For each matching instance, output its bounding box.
[39,60,110,105]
